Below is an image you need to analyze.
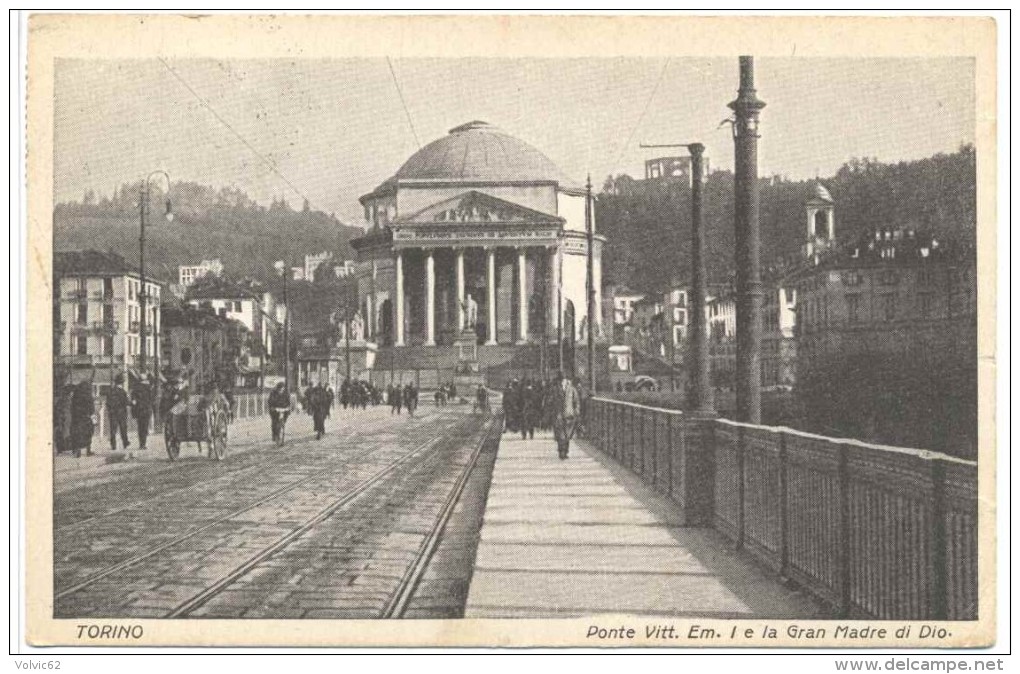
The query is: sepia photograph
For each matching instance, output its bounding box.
[19,13,999,651]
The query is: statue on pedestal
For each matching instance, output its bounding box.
[350,311,364,342]
[461,293,479,331]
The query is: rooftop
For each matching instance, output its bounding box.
[54,250,167,283]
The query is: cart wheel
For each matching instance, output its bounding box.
[164,422,180,461]
[211,411,228,461]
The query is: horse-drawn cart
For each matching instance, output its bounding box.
[163,394,230,461]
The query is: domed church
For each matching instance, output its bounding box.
[351,121,604,365]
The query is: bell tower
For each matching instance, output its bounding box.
[803,182,835,261]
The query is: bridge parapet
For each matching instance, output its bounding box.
[585,397,978,621]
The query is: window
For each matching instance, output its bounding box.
[881,294,896,321]
[878,270,900,286]
[128,281,135,301]
[103,335,114,356]
[919,293,934,318]
[847,295,861,324]
[76,334,88,355]
[917,268,934,286]
[103,277,114,299]
[234,301,242,312]
[76,302,88,324]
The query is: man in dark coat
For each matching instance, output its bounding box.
[340,379,351,409]
[131,375,154,450]
[107,374,131,452]
[517,381,535,440]
[389,384,402,414]
[502,381,519,433]
[403,383,418,417]
[307,383,329,440]
[268,382,291,444]
[54,382,73,455]
[71,380,96,457]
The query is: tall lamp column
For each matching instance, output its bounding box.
[729,56,766,424]
[138,171,172,377]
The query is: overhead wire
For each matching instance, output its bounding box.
[386,56,422,150]
[157,57,316,209]
[611,57,672,170]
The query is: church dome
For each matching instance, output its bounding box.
[391,121,578,187]
[811,182,833,202]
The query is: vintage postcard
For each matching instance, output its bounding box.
[22,13,997,648]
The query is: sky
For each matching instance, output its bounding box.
[53,57,974,225]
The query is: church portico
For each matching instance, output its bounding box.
[350,120,605,375]
[383,242,553,348]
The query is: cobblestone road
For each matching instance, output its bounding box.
[53,404,494,619]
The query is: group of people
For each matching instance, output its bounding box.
[53,373,158,457]
[267,377,429,445]
[339,379,383,409]
[433,382,458,406]
[502,372,582,459]
[303,382,334,440]
[388,382,419,416]
[268,380,337,444]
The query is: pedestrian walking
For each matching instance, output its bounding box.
[131,375,154,450]
[308,382,329,440]
[389,384,402,415]
[54,382,74,455]
[404,383,418,417]
[107,374,131,452]
[519,381,539,440]
[268,382,290,445]
[70,379,96,458]
[553,371,580,460]
[503,380,519,434]
[340,378,351,410]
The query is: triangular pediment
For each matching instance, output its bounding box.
[397,191,564,225]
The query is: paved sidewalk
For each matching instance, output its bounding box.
[464,431,824,619]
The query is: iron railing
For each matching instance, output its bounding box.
[584,396,978,620]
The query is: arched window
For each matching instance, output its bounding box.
[814,210,828,238]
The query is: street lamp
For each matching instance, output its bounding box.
[139,170,172,378]
[273,260,291,394]
[638,142,712,411]
[584,174,596,395]
[729,55,766,424]
[330,297,354,384]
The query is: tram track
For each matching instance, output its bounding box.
[167,435,447,618]
[174,414,499,619]
[382,416,499,618]
[53,412,455,612]
[55,412,399,534]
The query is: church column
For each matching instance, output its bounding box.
[518,247,528,343]
[369,260,378,338]
[456,248,466,332]
[365,294,373,340]
[486,247,497,345]
[549,245,560,341]
[425,249,436,346]
[394,251,405,346]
